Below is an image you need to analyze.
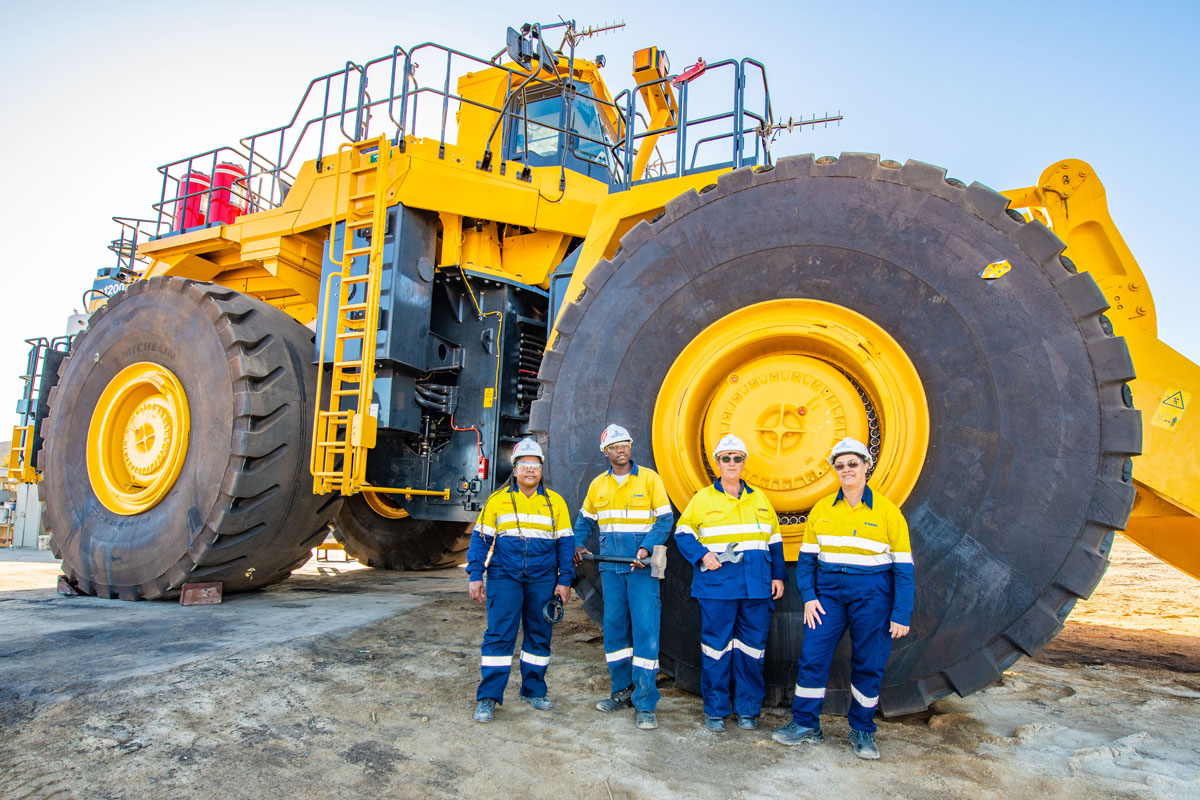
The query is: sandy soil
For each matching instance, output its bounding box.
[0,535,1197,800]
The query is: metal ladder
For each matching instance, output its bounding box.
[311,135,390,495]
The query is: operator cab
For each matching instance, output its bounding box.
[504,80,614,183]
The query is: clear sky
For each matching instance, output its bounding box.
[1,0,1197,422]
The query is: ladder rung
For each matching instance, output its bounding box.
[344,246,371,257]
[337,360,363,368]
[342,274,369,283]
[346,218,374,229]
[337,331,365,340]
[349,192,375,202]
[319,410,351,418]
[340,303,367,312]
[317,441,349,448]
[332,390,360,396]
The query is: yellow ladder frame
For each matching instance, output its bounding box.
[311,136,390,495]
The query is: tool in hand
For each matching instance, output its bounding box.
[581,545,667,579]
[700,542,744,571]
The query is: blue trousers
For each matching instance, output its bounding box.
[791,570,894,732]
[477,571,556,703]
[601,569,661,711]
[697,598,771,718]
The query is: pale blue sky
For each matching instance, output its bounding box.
[1,0,1197,418]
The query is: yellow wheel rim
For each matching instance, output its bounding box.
[363,490,410,520]
[87,362,190,515]
[652,299,929,558]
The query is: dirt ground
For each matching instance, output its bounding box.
[1,535,1197,800]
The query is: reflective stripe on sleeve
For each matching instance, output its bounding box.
[794,685,826,699]
[817,535,890,553]
[581,509,598,521]
[520,651,551,667]
[654,505,673,516]
[851,684,879,708]
[731,639,765,659]
[817,551,893,567]
[701,641,733,660]
[676,524,697,536]
[481,655,513,668]
[892,552,914,564]
[605,648,633,663]
[768,532,782,545]
[632,656,659,671]
[799,542,820,553]
[555,527,573,539]
[476,524,497,536]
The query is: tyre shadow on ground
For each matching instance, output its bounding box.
[1035,622,1200,674]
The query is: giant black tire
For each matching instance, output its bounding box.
[41,277,343,599]
[332,496,471,569]
[532,154,1141,715]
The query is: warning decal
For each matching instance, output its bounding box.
[1150,389,1190,432]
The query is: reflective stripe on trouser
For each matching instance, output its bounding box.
[600,569,661,711]
[791,570,894,732]
[697,597,771,718]
[477,571,557,703]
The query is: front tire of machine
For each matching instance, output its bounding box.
[41,277,343,599]
[532,153,1141,715]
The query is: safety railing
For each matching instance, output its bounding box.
[612,57,772,189]
[147,33,774,235]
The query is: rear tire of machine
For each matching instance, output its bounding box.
[333,497,472,570]
[532,154,1141,715]
[41,277,343,599]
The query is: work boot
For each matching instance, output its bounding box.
[849,729,880,760]
[704,715,726,732]
[473,698,495,723]
[595,685,634,712]
[771,721,824,745]
[520,694,553,711]
[635,710,658,730]
[736,715,759,730]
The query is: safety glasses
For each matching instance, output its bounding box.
[833,459,864,471]
[718,455,744,464]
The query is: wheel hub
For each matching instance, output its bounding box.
[652,299,929,556]
[122,399,174,479]
[88,362,190,515]
[703,354,869,508]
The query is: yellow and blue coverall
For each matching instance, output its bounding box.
[674,481,785,718]
[791,485,914,732]
[573,462,673,711]
[466,483,574,703]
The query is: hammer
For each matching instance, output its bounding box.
[700,542,744,571]
[581,545,668,579]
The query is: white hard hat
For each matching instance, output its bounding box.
[828,437,873,467]
[599,423,633,451]
[512,437,544,463]
[712,434,748,458]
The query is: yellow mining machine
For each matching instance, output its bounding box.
[15,20,1197,714]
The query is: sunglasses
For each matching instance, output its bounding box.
[718,455,744,464]
[833,460,864,470]
[515,464,542,472]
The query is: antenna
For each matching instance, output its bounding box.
[558,19,626,51]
